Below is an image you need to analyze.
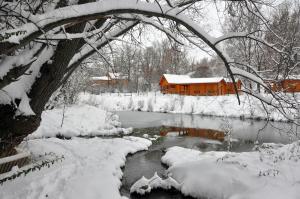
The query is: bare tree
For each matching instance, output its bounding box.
[0,0,299,143]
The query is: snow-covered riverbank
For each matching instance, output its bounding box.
[29,104,132,139]
[132,142,300,199]
[0,137,151,199]
[79,92,298,122]
[1,98,299,199]
[1,104,151,199]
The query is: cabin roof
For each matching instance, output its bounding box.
[163,74,225,84]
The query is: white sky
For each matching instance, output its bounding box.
[138,2,226,62]
[136,0,287,62]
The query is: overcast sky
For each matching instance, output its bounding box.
[136,2,226,62]
[137,0,288,62]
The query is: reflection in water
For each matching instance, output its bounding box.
[117,111,299,199]
[160,126,225,142]
[117,111,299,143]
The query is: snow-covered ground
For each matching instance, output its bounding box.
[79,92,298,121]
[29,104,132,139]
[132,143,300,199]
[1,103,152,199]
[0,137,151,199]
[2,93,299,199]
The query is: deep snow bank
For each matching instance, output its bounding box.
[157,144,300,199]
[29,104,132,138]
[0,137,151,199]
[79,92,298,121]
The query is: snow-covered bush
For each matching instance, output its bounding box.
[128,96,133,110]
[137,100,144,111]
[220,116,233,151]
[147,98,153,112]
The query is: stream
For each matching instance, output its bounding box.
[117,111,298,198]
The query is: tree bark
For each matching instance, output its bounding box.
[0,15,89,143]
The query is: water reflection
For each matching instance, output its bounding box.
[117,111,299,143]
[160,126,225,142]
[117,111,299,199]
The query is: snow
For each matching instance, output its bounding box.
[91,76,110,80]
[91,73,127,81]
[0,136,152,199]
[130,172,180,195]
[159,143,300,199]
[231,66,267,87]
[1,0,216,46]
[16,94,35,116]
[79,92,299,121]
[29,104,132,138]
[0,44,40,79]
[0,46,55,115]
[108,72,127,80]
[163,74,224,84]
[0,152,30,165]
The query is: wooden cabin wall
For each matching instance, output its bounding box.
[282,80,300,92]
[267,79,300,93]
[226,81,241,94]
[159,76,243,96]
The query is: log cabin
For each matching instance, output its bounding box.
[90,72,128,88]
[224,78,242,94]
[265,76,300,93]
[159,74,241,96]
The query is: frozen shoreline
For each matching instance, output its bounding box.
[131,142,300,199]
[79,92,299,122]
[0,137,151,199]
[29,104,133,139]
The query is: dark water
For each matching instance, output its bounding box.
[117,111,299,199]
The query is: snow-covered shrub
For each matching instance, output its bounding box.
[220,116,233,151]
[137,100,144,111]
[161,101,169,112]
[85,95,99,107]
[179,96,185,109]
[128,97,133,110]
[147,98,153,112]
[190,102,195,114]
[169,99,175,112]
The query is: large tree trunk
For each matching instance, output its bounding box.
[0,20,89,144]
[0,104,41,140]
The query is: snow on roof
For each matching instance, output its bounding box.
[91,72,128,81]
[108,72,127,79]
[91,76,109,81]
[163,74,225,84]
